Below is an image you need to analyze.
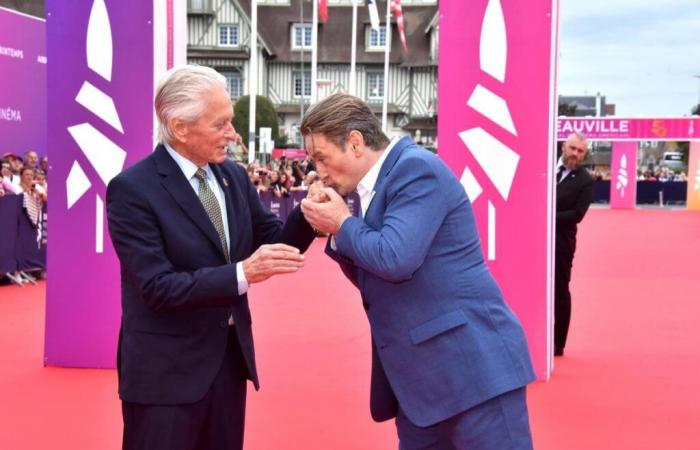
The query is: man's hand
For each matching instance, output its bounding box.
[242,243,305,284]
[301,187,351,235]
[307,180,329,203]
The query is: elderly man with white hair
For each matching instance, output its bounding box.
[106,65,317,450]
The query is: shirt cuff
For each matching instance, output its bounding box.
[236,261,249,295]
[330,235,337,251]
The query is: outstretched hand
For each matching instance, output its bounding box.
[242,243,304,284]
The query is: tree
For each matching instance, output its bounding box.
[692,103,700,116]
[232,95,279,148]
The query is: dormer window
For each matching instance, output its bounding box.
[291,23,313,50]
[367,26,387,51]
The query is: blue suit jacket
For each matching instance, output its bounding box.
[327,137,535,427]
[106,145,315,405]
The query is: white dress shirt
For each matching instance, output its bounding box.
[556,157,571,183]
[164,144,248,296]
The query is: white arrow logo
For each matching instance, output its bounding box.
[65,0,126,253]
[458,0,518,261]
[616,154,628,198]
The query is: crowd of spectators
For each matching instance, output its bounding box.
[1,150,48,286]
[243,156,319,198]
[586,166,688,182]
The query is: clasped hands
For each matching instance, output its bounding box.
[301,181,351,237]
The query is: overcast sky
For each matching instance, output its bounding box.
[558,0,700,117]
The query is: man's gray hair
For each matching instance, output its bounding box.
[155,65,228,144]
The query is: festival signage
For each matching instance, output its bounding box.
[0,7,46,157]
[45,0,186,368]
[439,0,559,379]
[557,117,700,141]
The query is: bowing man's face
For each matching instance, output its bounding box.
[304,132,364,197]
[175,85,237,167]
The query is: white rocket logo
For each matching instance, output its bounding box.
[616,154,628,198]
[65,0,126,253]
[458,0,518,261]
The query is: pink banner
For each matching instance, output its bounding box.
[609,142,638,209]
[687,141,700,211]
[439,0,558,379]
[271,148,307,160]
[557,117,700,141]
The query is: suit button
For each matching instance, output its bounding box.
[219,320,228,328]
[362,302,370,311]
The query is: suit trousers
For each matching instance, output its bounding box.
[395,387,533,450]
[122,327,248,450]
[554,252,574,351]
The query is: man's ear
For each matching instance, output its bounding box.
[347,130,365,156]
[171,118,188,143]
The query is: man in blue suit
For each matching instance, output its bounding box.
[106,65,316,450]
[300,94,535,449]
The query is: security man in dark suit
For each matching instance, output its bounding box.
[106,65,316,450]
[555,132,593,356]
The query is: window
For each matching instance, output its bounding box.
[291,24,313,50]
[222,71,242,99]
[367,72,384,100]
[219,25,239,47]
[188,0,213,14]
[367,26,387,50]
[294,71,312,98]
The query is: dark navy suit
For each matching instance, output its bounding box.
[327,137,535,448]
[106,145,315,449]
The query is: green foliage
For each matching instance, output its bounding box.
[692,103,700,116]
[232,95,279,147]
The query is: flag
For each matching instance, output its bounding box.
[367,0,380,31]
[319,0,328,23]
[390,0,407,51]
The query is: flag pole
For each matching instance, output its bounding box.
[350,0,358,96]
[248,0,258,164]
[382,0,392,133]
[311,0,319,104]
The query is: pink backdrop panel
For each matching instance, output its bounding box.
[557,117,700,141]
[439,0,559,379]
[609,142,638,209]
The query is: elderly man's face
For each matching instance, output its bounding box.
[24,152,38,168]
[304,133,362,196]
[562,137,588,170]
[181,86,236,166]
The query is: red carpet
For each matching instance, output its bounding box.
[1,208,699,449]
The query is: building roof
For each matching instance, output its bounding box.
[237,0,437,66]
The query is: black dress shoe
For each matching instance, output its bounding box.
[554,347,564,356]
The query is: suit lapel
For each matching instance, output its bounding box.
[154,145,223,255]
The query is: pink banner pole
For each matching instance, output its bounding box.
[687,141,700,211]
[609,142,638,209]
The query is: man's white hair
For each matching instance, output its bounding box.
[154,65,228,144]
